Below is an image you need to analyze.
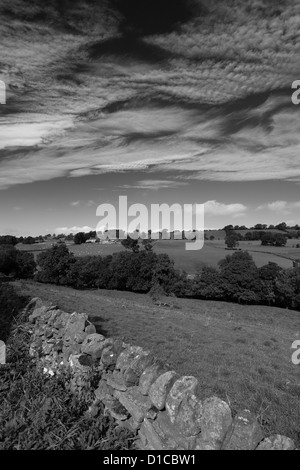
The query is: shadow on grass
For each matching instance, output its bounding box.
[88,315,110,337]
[0,282,30,343]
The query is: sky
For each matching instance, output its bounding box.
[0,0,300,236]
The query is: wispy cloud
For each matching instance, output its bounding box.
[257,201,300,214]
[0,0,299,191]
[55,226,95,235]
[204,200,247,216]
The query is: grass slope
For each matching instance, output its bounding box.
[13,280,300,446]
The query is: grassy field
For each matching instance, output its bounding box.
[13,280,300,445]
[17,238,300,273]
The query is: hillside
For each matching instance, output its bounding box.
[12,280,300,445]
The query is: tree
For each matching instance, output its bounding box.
[196,266,224,299]
[223,225,234,233]
[259,262,282,306]
[121,238,139,253]
[0,235,18,246]
[74,232,86,245]
[142,239,155,251]
[261,232,287,247]
[15,251,36,279]
[22,236,36,245]
[275,222,287,231]
[225,231,240,249]
[0,245,17,275]
[218,251,262,303]
[35,244,75,285]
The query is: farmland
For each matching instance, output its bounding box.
[17,236,300,273]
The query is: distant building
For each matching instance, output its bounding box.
[86,237,99,244]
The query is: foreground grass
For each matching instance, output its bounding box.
[0,286,135,450]
[13,280,300,446]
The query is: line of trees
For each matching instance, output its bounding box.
[32,244,300,311]
[1,239,300,312]
[223,222,300,231]
[224,230,294,249]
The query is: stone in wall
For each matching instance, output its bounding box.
[195,396,232,449]
[149,371,179,410]
[0,340,6,364]
[174,393,203,437]
[139,412,197,450]
[114,387,154,424]
[139,363,166,395]
[222,409,264,450]
[81,333,106,358]
[166,376,198,423]
[256,435,296,450]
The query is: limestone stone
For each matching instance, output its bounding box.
[81,333,106,357]
[116,345,145,373]
[195,396,232,449]
[64,312,87,342]
[29,305,49,323]
[166,376,198,423]
[175,393,203,437]
[222,409,264,450]
[139,363,164,395]
[130,353,155,377]
[101,346,118,368]
[0,340,6,364]
[139,414,195,451]
[149,371,178,410]
[123,368,139,387]
[256,435,295,450]
[115,387,154,423]
[95,379,114,402]
[85,323,97,335]
[106,370,127,391]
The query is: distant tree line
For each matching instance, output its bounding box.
[31,244,300,312]
[224,230,291,249]
[223,222,300,232]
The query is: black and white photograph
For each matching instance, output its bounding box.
[0,0,300,455]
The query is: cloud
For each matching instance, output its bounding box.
[118,179,189,190]
[256,201,300,214]
[1,0,300,191]
[204,200,247,216]
[54,226,95,235]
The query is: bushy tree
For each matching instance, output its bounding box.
[0,235,18,246]
[65,255,111,289]
[15,251,36,279]
[195,266,225,299]
[0,245,17,275]
[219,251,262,303]
[74,232,87,245]
[261,232,287,247]
[35,244,75,285]
[225,231,241,249]
[121,238,139,253]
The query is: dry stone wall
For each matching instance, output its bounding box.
[25,297,296,451]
